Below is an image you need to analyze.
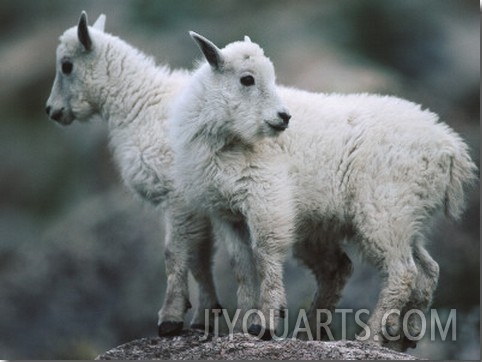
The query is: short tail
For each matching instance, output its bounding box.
[444,136,478,220]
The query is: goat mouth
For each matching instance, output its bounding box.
[53,117,75,126]
[50,111,75,126]
[267,122,288,131]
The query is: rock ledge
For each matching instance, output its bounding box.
[96,330,418,360]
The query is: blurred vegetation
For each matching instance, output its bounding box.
[0,0,479,359]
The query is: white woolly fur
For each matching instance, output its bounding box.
[169,32,477,346]
[46,12,223,335]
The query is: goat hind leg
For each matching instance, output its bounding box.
[213,218,259,332]
[187,216,224,332]
[158,210,191,336]
[401,240,439,348]
[293,239,353,340]
[367,253,418,348]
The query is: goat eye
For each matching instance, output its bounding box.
[61,60,73,75]
[240,75,255,86]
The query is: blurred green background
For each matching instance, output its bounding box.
[0,0,479,359]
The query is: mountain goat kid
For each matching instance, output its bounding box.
[45,12,223,336]
[169,32,477,348]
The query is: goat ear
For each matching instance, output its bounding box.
[189,31,224,71]
[93,14,106,32]
[78,11,92,51]
[244,35,252,43]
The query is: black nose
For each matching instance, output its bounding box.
[278,112,291,125]
[47,107,63,121]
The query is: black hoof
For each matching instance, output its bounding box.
[248,324,273,340]
[158,321,184,337]
[402,336,417,350]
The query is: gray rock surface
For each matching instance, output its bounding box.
[96,330,418,360]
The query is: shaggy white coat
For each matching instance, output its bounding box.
[169,32,477,347]
[45,12,221,334]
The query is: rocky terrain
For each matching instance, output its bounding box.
[96,330,418,360]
